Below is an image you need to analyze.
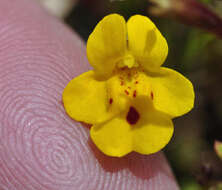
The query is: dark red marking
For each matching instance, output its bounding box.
[109,98,113,104]
[125,90,129,95]
[126,106,140,125]
[120,81,124,86]
[81,122,92,129]
[135,81,139,84]
[133,90,137,98]
[151,91,154,100]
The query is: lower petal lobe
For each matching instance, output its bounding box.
[63,71,113,124]
[90,115,133,157]
[132,108,174,155]
[148,67,195,118]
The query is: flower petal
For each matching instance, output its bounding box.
[90,115,132,157]
[63,71,114,124]
[87,14,127,78]
[127,15,168,70]
[132,109,174,155]
[149,67,195,118]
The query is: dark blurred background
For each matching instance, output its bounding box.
[61,0,222,189]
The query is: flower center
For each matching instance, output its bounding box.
[126,106,140,125]
[117,54,139,69]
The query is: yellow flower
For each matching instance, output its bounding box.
[63,14,195,157]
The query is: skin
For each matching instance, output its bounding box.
[0,0,179,189]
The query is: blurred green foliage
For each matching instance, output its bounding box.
[182,30,214,72]
[182,180,202,190]
[200,0,211,4]
[215,141,222,160]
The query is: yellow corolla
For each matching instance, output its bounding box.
[63,14,195,157]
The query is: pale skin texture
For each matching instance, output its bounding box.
[0,0,179,189]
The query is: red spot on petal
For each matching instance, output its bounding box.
[133,90,137,98]
[120,81,124,86]
[135,81,139,84]
[109,98,113,104]
[125,90,129,95]
[126,106,140,125]
[151,91,154,100]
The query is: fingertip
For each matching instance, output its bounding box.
[89,139,179,190]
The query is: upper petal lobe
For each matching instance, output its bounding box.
[87,14,127,78]
[127,15,168,70]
